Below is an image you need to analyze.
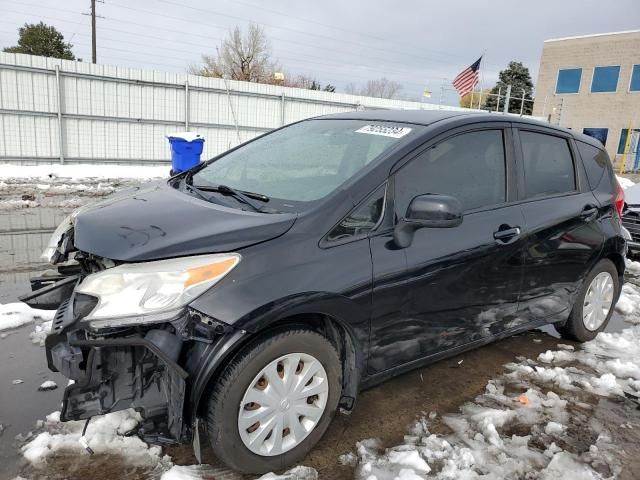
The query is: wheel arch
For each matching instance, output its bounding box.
[193,303,366,421]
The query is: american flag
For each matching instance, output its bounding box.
[452,57,482,97]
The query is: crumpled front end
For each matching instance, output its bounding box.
[45,296,188,442]
[22,214,242,446]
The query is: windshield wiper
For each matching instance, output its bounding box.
[193,184,267,213]
[194,184,269,203]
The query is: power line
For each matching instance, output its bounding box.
[4,2,456,84]
[0,9,455,88]
[227,0,503,69]
[105,0,458,77]
[152,0,498,70]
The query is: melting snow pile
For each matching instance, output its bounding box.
[0,303,54,332]
[0,163,168,181]
[21,409,168,469]
[0,163,168,210]
[350,286,640,478]
[616,175,635,189]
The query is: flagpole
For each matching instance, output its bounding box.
[478,50,486,109]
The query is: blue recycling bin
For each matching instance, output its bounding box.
[167,132,205,173]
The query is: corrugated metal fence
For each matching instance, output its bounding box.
[0,52,468,165]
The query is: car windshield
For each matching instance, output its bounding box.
[191,119,419,211]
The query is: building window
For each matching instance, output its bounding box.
[618,129,640,154]
[591,66,620,93]
[556,68,582,94]
[582,128,609,146]
[630,64,640,92]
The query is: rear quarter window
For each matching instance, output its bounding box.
[576,141,614,192]
[520,131,576,198]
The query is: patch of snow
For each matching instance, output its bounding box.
[21,409,165,467]
[159,465,236,480]
[257,466,318,480]
[0,303,55,332]
[538,350,575,363]
[339,452,358,466]
[626,259,640,274]
[29,320,52,347]
[12,379,24,385]
[616,175,635,189]
[545,421,565,435]
[0,199,39,209]
[38,380,58,391]
[0,163,168,181]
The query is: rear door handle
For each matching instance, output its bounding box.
[493,225,521,243]
[581,204,598,220]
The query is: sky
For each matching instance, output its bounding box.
[1,0,639,106]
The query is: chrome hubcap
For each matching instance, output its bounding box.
[583,272,614,331]
[238,353,328,456]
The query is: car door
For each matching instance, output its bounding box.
[367,124,527,374]
[512,127,605,323]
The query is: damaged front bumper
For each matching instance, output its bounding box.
[39,286,237,446]
[45,297,189,443]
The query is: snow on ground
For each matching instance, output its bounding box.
[617,175,635,189]
[0,163,169,210]
[21,409,168,468]
[0,163,168,181]
[347,286,640,479]
[0,303,54,332]
[37,380,57,391]
[21,405,318,479]
[29,319,52,346]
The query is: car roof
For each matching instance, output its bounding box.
[316,109,604,150]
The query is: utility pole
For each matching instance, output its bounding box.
[91,0,96,63]
[83,0,103,63]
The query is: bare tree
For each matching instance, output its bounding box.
[361,78,403,99]
[191,24,277,82]
[343,78,403,99]
[344,83,359,95]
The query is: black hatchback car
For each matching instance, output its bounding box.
[23,110,626,473]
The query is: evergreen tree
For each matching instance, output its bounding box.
[484,61,534,114]
[3,22,75,60]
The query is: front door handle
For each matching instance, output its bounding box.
[581,204,598,220]
[493,225,521,243]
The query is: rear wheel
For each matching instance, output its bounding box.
[206,329,342,474]
[555,259,620,342]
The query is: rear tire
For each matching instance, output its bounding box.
[206,329,342,474]
[555,259,620,342]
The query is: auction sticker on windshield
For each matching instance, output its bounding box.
[355,125,412,138]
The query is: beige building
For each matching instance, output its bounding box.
[532,30,640,168]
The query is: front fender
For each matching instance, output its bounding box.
[188,292,369,423]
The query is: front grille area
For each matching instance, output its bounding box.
[622,210,640,242]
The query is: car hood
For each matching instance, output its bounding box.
[73,181,297,261]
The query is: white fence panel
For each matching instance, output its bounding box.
[0,52,473,165]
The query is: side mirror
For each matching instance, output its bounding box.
[393,194,463,248]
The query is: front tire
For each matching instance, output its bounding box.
[206,329,342,474]
[555,259,620,342]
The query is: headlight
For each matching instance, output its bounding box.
[42,215,73,263]
[42,205,91,263]
[76,253,240,329]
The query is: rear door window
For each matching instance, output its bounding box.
[576,141,613,191]
[394,129,507,215]
[520,131,576,198]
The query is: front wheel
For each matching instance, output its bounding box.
[555,259,620,342]
[206,329,342,474]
